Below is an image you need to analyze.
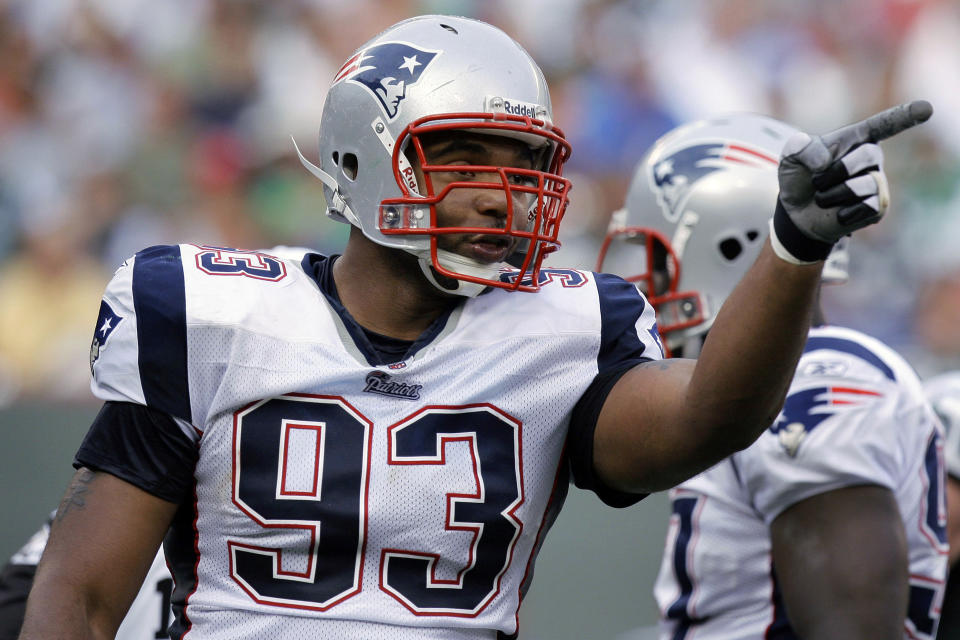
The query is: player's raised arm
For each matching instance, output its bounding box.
[592,102,932,493]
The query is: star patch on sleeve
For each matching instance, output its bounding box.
[89,300,123,372]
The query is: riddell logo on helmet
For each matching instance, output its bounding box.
[401,166,418,192]
[502,100,539,118]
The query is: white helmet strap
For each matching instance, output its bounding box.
[371,117,420,196]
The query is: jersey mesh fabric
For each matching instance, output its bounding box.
[88,246,659,639]
[653,324,948,640]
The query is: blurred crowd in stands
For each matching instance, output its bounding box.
[0,0,958,404]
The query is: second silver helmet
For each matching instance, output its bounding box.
[597,113,848,353]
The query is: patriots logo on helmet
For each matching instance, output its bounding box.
[334,42,440,120]
[649,142,778,223]
[770,385,883,457]
[89,300,122,372]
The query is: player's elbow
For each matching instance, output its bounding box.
[687,369,791,455]
[697,409,775,457]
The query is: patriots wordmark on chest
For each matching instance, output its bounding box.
[362,371,422,400]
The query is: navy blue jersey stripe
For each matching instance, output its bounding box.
[165,493,200,640]
[595,272,650,374]
[765,568,798,639]
[804,336,895,382]
[133,245,192,422]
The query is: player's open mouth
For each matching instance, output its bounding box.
[463,234,513,263]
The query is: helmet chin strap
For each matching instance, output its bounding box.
[417,249,504,298]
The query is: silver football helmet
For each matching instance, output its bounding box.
[597,113,849,355]
[297,15,572,297]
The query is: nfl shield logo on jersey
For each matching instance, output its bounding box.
[89,300,122,372]
[334,42,439,120]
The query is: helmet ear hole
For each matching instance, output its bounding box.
[332,151,340,165]
[719,237,743,261]
[746,229,759,242]
[342,153,359,181]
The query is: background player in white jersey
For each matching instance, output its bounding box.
[17,14,929,640]
[923,373,960,639]
[597,113,947,639]
[0,516,172,640]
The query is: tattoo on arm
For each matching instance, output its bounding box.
[55,469,95,523]
[636,359,678,372]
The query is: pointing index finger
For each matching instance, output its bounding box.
[821,100,933,153]
[863,100,933,142]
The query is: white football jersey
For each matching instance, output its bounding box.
[86,244,661,639]
[5,516,173,640]
[654,325,948,640]
[118,550,174,640]
[923,371,960,479]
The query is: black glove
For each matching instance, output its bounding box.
[771,100,933,264]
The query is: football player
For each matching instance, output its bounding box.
[0,516,172,640]
[1,245,315,640]
[18,15,930,640]
[922,372,960,639]
[597,113,947,639]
